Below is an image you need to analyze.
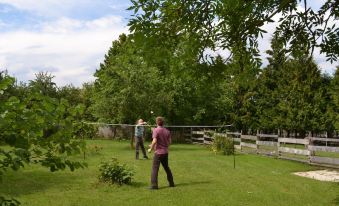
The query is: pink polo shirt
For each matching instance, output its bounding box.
[152,126,171,154]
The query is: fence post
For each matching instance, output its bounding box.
[256,130,259,154]
[190,127,193,143]
[277,135,281,159]
[307,132,310,163]
[308,131,312,163]
[203,128,206,144]
[240,130,242,151]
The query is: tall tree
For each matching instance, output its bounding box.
[92,34,167,123]
[255,35,287,131]
[330,68,339,130]
[256,52,328,136]
[92,34,230,125]
[29,72,58,98]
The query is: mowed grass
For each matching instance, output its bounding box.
[1,140,339,206]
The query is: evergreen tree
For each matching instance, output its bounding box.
[330,68,339,130]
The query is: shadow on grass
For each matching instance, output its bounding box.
[333,196,339,206]
[130,182,148,188]
[334,183,339,206]
[139,181,211,190]
[0,169,82,197]
[327,181,339,205]
[172,181,211,188]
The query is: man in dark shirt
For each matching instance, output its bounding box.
[148,117,175,189]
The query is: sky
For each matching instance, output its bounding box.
[0,0,337,86]
[0,0,131,86]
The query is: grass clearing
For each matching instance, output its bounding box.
[1,140,339,206]
[315,151,339,158]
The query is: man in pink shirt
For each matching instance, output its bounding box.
[148,117,174,189]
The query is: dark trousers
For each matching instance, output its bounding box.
[135,136,147,159]
[151,153,174,188]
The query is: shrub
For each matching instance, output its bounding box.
[0,196,21,206]
[98,158,134,185]
[211,134,234,155]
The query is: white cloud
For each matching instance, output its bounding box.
[0,0,129,18]
[0,15,129,86]
[0,0,90,17]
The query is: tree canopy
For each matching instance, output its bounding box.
[128,0,339,64]
[122,0,338,133]
[91,34,230,125]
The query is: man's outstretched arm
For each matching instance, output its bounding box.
[148,137,157,152]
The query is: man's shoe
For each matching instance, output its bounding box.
[149,186,158,190]
[169,184,175,187]
[143,156,149,160]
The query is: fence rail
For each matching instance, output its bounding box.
[190,130,339,168]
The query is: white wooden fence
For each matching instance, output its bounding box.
[308,137,339,167]
[191,131,339,168]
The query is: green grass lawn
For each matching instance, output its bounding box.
[1,140,339,206]
[315,151,339,158]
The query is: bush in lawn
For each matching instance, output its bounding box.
[98,158,134,185]
[211,134,234,155]
[0,196,20,206]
